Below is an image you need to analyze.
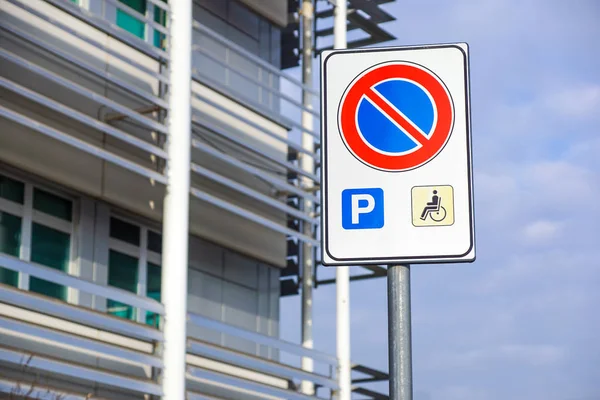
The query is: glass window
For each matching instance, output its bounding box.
[147,230,162,254]
[153,0,167,49]
[0,174,24,204]
[33,188,72,221]
[107,217,163,325]
[0,211,21,287]
[146,262,161,327]
[30,223,70,300]
[107,250,138,320]
[117,0,146,40]
[116,0,167,49]
[110,217,140,246]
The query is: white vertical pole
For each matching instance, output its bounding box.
[334,2,350,399]
[161,0,192,398]
[300,0,315,396]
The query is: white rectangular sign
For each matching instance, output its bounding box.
[320,43,475,265]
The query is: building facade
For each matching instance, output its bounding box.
[0,0,394,398]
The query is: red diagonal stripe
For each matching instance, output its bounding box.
[365,88,429,147]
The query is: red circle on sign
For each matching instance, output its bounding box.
[338,61,454,171]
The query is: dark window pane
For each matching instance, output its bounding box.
[0,211,21,287]
[0,174,24,204]
[147,230,162,254]
[228,1,259,39]
[110,217,140,246]
[146,262,161,327]
[33,188,72,221]
[30,223,70,300]
[107,250,138,320]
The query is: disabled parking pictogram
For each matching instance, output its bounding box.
[412,185,454,227]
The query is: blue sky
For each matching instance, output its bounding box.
[281,1,600,399]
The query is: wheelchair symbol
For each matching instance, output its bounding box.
[420,190,447,222]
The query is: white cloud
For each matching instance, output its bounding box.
[521,219,563,245]
[431,344,566,370]
[280,2,600,400]
[545,85,600,119]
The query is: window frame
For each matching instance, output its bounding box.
[0,170,78,300]
[107,212,161,324]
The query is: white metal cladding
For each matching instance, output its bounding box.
[0,0,359,398]
[0,0,321,266]
[0,228,336,398]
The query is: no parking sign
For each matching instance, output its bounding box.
[321,44,475,265]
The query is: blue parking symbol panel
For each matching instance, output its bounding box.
[342,188,384,230]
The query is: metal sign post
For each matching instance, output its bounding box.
[387,265,412,400]
[320,43,474,399]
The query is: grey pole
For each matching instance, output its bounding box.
[300,0,316,395]
[387,264,413,400]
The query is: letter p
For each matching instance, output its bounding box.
[342,188,384,230]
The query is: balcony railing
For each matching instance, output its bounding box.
[0,0,388,398]
[0,253,342,399]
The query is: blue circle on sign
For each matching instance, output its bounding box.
[356,79,435,155]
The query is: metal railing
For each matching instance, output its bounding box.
[0,2,389,398]
[0,253,340,399]
[192,21,321,141]
[2,0,320,249]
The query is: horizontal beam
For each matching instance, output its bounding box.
[192,72,320,142]
[316,272,386,286]
[0,22,168,109]
[6,0,169,84]
[192,118,320,184]
[191,163,317,226]
[0,284,163,342]
[352,364,389,383]
[0,48,168,135]
[0,345,162,395]
[187,367,319,400]
[188,339,339,390]
[0,77,167,159]
[191,89,317,161]
[43,0,169,61]
[192,48,320,118]
[189,188,319,247]
[188,313,337,366]
[351,386,389,399]
[0,315,162,368]
[0,378,89,400]
[191,138,319,205]
[0,253,164,314]
[193,21,318,96]
[0,106,168,185]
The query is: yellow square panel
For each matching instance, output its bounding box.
[411,185,454,227]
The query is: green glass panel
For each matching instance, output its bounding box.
[117,0,146,39]
[110,217,141,246]
[33,188,72,221]
[0,211,21,287]
[146,262,161,327]
[30,223,70,300]
[107,250,138,320]
[0,174,24,204]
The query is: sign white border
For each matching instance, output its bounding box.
[320,43,476,265]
